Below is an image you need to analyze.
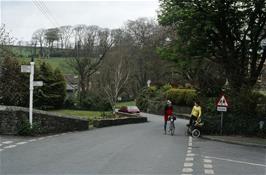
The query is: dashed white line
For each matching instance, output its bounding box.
[0,149,3,152]
[184,162,193,167]
[187,147,192,150]
[4,145,16,149]
[187,153,195,157]
[182,168,193,173]
[185,157,194,161]
[204,164,213,169]
[37,137,45,140]
[204,159,212,163]
[16,142,27,145]
[0,144,2,146]
[2,141,13,144]
[205,169,214,174]
[28,139,37,142]
[187,150,192,153]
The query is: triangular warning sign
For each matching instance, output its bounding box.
[217,95,228,107]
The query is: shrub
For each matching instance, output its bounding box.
[161,84,172,92]
[79,93,112,111]
[17,120,42,136]
[64,94,78,109]
[164,88,197,106]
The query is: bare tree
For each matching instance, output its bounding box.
[102,58,130,112]
[68,26,114,104]
[32,28,45,57]
[59,25,73,49]
[125,18,171,89]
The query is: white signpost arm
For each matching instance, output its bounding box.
[29,62,35,127]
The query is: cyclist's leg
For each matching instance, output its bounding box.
[164,120,167,134]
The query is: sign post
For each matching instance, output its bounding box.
[21,63,43,127]
[216,95,229,135]
[29,62,35,127]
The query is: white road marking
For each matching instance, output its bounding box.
[205,155,266,168]
[204,169,214,174]
[0,144,2,146]
[47,136,53,138]
[187,153,195,157]
[28,139,37,142]
[185,157,194,161]
[4,145,16,149]
[0,149,3,152]
[38,137,45,140]
[204,164,213,169]
[184,162,193,167]
[2,141,13,144]
[182,168,193,173]
[187,150,192,153]
[187,147,192,150]
[16,142,27,145]
[188,143,192,146]
[204,159,212,163]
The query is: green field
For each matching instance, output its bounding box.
[18,57,73,74]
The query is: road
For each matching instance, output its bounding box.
[1,113,266,175]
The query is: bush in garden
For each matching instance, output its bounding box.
[79,92,112,111]
[17,120,42,136]
[164,88,197,106]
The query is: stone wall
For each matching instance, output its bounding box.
[93,115,148,128]
[0,105,88,135]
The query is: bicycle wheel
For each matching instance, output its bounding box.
[170,123,175,136]
[192,129,200,138]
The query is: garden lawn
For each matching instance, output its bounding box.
[50,109,108,120]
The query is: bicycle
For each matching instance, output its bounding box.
[186,119,204,138]
[168,115,176,136]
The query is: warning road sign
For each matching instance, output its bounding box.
[216,95,229,107]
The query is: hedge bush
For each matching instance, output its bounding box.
[136,86,197,114]
[164,88,197,106]
[17,120,42,136]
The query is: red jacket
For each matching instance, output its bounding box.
[164,105,173,121]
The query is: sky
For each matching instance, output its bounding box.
[1,0,159,42]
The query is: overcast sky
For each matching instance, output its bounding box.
[1,0,159,42]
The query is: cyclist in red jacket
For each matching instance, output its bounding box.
[164,100,173,134]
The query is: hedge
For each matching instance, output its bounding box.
[164,88,197,106]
